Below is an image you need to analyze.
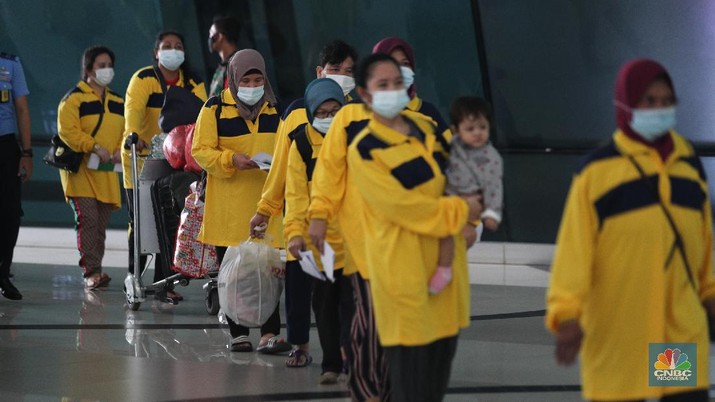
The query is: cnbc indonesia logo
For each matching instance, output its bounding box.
[653,348,692,382]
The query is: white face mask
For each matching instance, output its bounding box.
[312,116,334,134]
[630,107,676,141]
[400,66,415,88]
[237,85,265,106]
[326,74,355,97]
[93,67,114,87]
[158,49,185,71]
[370,89,410,119]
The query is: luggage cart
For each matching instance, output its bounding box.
[123,133,192,311]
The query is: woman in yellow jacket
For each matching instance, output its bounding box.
[192,49,288,354]
[249,40,358,233]
[121,31,206,293]
[57,46,124,289]
[347,53,481,402]
[283,78,350,384]
[547,59,715,401]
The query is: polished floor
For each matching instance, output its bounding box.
[0,228,710,401]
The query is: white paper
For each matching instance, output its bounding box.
[252,152,273,171]
[87,153,122,172]
[321,242,336,283]
[298,250,326,281]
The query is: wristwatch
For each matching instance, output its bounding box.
[21,148,33,158]
[93,143,102,152]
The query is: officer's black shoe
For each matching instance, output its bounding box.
[0,278,22,300]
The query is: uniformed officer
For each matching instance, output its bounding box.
[0,51,32,300]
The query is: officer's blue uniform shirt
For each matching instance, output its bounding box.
[0,52,30,136]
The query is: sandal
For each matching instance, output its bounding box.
[256,336,292,355]
[230,335,253,352]
[286,349,313,368]
[84,273,110,290]
[97,273,111,288]
[167,290,184,301]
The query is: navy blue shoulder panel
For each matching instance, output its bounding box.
[136,67,156,79]
[680,155,707,182]
[346,120,370,145]
[282,98,305,120]
[204,95,222,108]
[287,123,309,142]
[418,100,448,131]
[346,98,365,105]
[356,132,389,160]
[576,141,620,174]
[258,113,280,133]
[391,157,436,190]
[61,86,83,102]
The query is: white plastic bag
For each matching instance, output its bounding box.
[217,238,285,327]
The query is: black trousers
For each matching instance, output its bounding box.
[215,246,281,338]
[384,335,458,402]
[124,189,164,283]
[0,135,21,279]
[284,260,353,373]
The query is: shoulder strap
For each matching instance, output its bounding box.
[293,127,315,181]
[627,155,696,290]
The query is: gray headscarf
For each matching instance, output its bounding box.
[227,49,277,121]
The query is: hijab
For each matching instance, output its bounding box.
[372,37,417,99]
[614,58,675,160]
[304,78,345,124]
[227,49,277,121]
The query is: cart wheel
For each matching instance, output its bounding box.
[129,302,141,311]
[206,288,220,315]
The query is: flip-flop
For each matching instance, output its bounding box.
[230,335,253,352]
[256,336,292,354]
[85,274,110,290]
[286,349,312,368]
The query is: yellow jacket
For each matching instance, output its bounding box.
[309,100,452,277]
[57,81,124,208]
[284,123,344,268]
[256,99,308,218]
[191,90,283,248]
[347,113,469,346]
[257,95,353,218]
[546,130,715,400]
[121,66,207,188]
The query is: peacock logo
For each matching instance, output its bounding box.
[650,344,696,386]
[654,348,691,370]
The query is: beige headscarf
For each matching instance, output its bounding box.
[227,49,277,121]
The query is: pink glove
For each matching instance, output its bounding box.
[429,266,453,295]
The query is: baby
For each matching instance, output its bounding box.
[430,96,504,294]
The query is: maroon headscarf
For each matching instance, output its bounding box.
[372,37,417,99]
[614,58,675,160]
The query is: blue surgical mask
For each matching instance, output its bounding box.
[312,117,334,134]
[370,89,410,119]
[630,107,676,141]
[158,49,185,71]
[400,66,415,88]
[237,85,265,106]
